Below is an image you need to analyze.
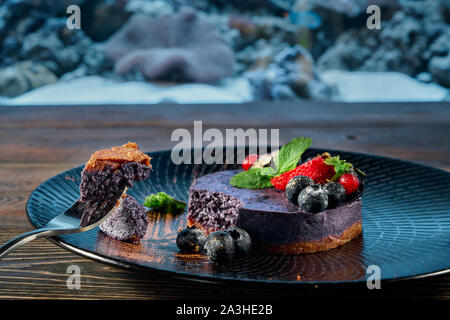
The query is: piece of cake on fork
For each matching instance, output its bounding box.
[100,195,149,242]
[79,142,151,228]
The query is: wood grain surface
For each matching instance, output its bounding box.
[0,102,449,300]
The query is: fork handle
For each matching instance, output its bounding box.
[0,228,62,260]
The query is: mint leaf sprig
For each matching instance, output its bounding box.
[229,168,273,189]
[324,156,366,182]
[273,137,312,175]
[144,192,186,214]
[230,137,312,189]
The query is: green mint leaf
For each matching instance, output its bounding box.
[324,156,353,181]
[275,137,312,175]
[259,166,277,176]
[229,136,313,189]
[144,192,186,214]
[230,168,273,189]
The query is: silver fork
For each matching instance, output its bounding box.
[0,188,127,260]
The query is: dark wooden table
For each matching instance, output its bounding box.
[0,102,449,300]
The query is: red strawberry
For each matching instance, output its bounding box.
[242,154,258,171]
[270,153,335,190]
[339,173,360,195]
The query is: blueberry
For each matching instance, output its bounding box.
[228,227,252,256]
[176,226,207,253]
[323,182,346,208]
[298,185,328,213]
[285,175,314,205]
[204,231,235,264]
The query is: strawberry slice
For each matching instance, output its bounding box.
[270,153,335,190]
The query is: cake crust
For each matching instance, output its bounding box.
[189,219,362,254]
[259,221,362,254]
[85,142,151,171]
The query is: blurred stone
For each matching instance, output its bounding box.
[18,17,91,76]
[40,17,67,36]
[126,0,174,16]
[1,0,448,100]
[83,44,114,73]
[55,47,82,74]
[429,55,450,87]
[1,0,31,22]
[416,72,433,83]
[2,36,19,55]
[309,0,400,18]
[60,65,88,82]
[21,31,63,61]
[424,30,450,60]
[208,0,283,12]
[229,15,256,36]
[0,61,57,97]
[81,0,132,42]
[246,45,336,101]
[270,83,299,100]
[0,17,6,40]
[251,16,300,45]
[105,7,234,83]
[317,0,450,87]
[62,43,114,81]
[38,60,60,75]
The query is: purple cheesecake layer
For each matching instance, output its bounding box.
[80,162,151,202]
[100,195,148,241]
[188,170,362,246]
[237,199,361,245]
[188,188,243,232]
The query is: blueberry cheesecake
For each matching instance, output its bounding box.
[186,137,365,255]
[80,142,151,202]
[100,195,149,242]
[79,142,151,229]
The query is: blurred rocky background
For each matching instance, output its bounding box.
[0,0,448,103]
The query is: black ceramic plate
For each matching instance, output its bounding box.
[26,148,450,284]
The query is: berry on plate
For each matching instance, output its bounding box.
[285,175,314,205]
[228,227,252,256]
[242,154,258,171]
[339,173,360,195]
[176,226,207,253]
[298,184,329,213]
[346,176,365,202]
[323,182,346,208]
[204,231,236,263]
